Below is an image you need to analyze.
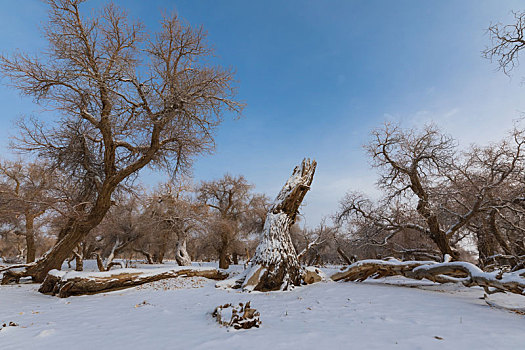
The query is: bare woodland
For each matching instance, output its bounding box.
[2,1,525,300]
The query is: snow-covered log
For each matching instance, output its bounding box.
[331,259,433,282]
[39,266,228,297]
[331,258,525,296]
[241,158,317,291]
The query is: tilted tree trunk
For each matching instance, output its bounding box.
[242,158,316,291]
[487,209,513,256]
[336,246,355,265]
[1,190,113,284]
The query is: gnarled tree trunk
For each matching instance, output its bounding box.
[242,158,316,291]
[2,193,112,284]
[218,233,230,269]
[175,239,191,266]
[331,258,525,296]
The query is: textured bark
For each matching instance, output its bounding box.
[331,259,525,296]
[39,266,228,297]
[487,209,513,256]
[2,190,113,284]
[25,213,36,264]
[477,218,498,267]
[175,239,191,266]
[242,159,316,291]
[73,250,83,272]
[218,235,230,269]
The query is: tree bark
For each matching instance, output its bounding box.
[242,159,316,291]
[477,220,497,268]
[218,235,230,269]
[336,246,355,265]
[331,258,525,296]
[487,209,513,256]
[39,266,228,298]
[2,193,112,284]
[74,250,83,272]
[25,213,36,264]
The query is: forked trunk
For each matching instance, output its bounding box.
[74,250,84,272]
[242,158,316,291]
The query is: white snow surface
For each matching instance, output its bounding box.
[1,261,525,350]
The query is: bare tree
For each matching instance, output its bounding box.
[197,175,253,269]
[362,124,459,257]
[484,10,525,74]
[0,160,58,263]
[338,123,525,266]
[145,181,202,266]
[88,192,143,270]
[0,0,242,283]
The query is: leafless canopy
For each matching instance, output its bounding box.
[1,0,243,195]
[484,11,525,74]
[337,123,525,264]
[0,0,243,282]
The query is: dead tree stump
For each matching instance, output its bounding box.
[242,158,317,291]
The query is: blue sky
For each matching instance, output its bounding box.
[1,0,525,227]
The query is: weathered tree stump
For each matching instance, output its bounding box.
[242,158,316,291]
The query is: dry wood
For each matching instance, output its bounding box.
[331,258,525,296]
[242,159,316,291]
[39,267,228,298]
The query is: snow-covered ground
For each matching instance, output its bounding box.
[1,261,524,350]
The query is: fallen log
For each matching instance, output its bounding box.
[39,266,228,297]
[331,258,525,296]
